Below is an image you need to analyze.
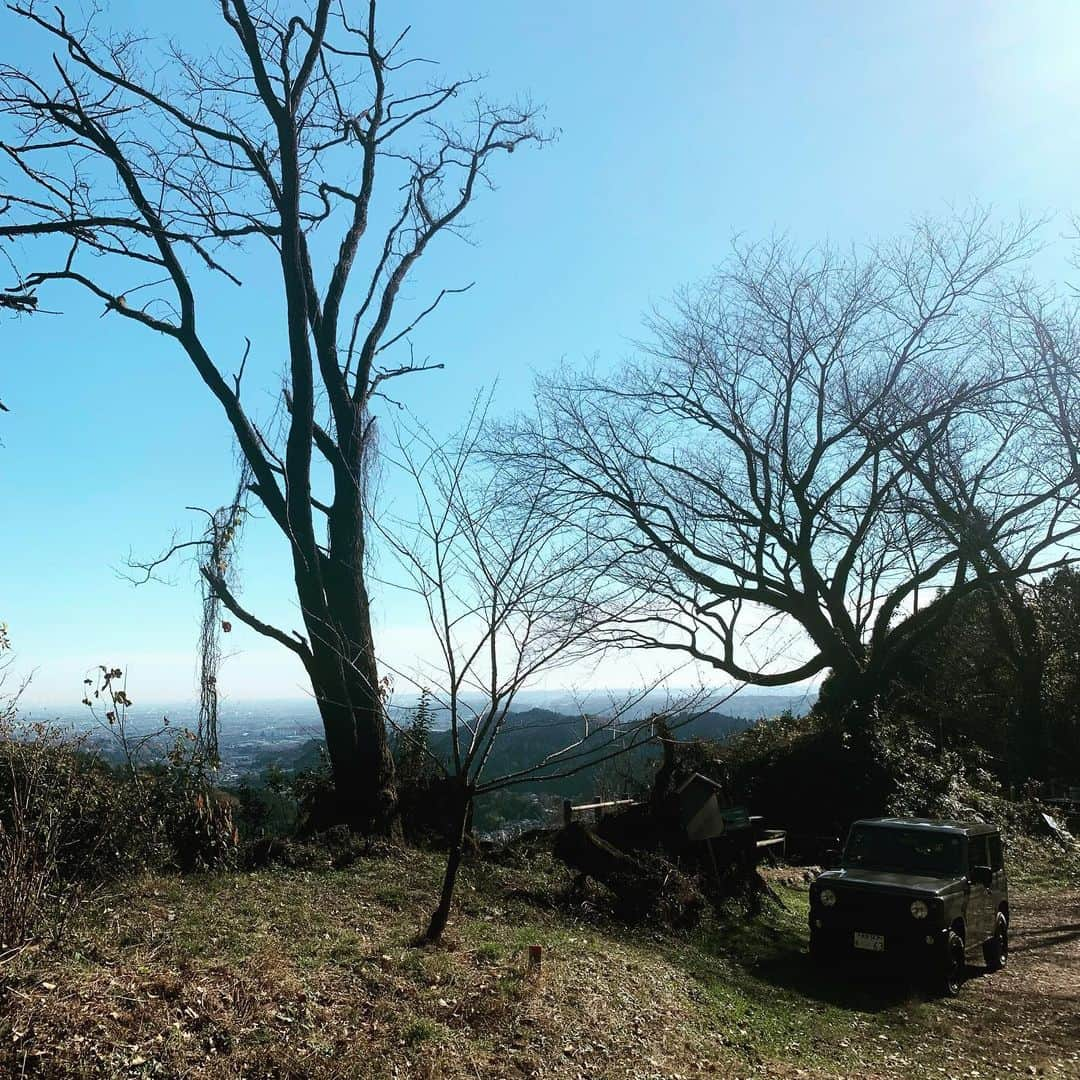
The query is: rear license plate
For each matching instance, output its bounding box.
[853,932,885,952]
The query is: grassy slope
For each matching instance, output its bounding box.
[1,847,1077,1079]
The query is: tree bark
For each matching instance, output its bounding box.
[815,655,882,732]
[306,645,399,836]
[299,536,399,836]
[425,784,472,943]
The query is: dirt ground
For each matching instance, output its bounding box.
[940,886,1080,1079]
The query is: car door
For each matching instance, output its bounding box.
[987,832,1006,914]
[966,834,992,944]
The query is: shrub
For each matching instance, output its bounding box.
[0,725,238,881]
[149,733,238,871]
[0,720,91,953]
[394,690,448,842]
[687,708,1042,855]
[230,766,300,842]
[0,650,237,956]
[711,710,857,839]
[291,749,339,835]
[76,663,239,872]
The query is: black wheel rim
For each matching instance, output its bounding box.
[999,922,1008,966]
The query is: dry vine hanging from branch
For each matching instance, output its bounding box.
[195,468,251,766]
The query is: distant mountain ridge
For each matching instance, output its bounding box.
[249,706,757,777]
[246,705,765,834]
[25,691,813,799]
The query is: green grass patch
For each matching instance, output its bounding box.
[402,1017,448,1046]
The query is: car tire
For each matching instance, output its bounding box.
[939,929,966,997]
[983,912,1008,972]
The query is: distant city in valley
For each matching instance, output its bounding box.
[22,687,815,784]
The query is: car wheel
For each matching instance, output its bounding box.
[983,912,1008,972]
[940,929,966,997]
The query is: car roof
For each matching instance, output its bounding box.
[852,816,997,837]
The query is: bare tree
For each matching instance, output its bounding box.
[496,214,1080,733]
[379,410,715,942]
[0,2,544,833]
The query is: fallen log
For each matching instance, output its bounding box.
[554,820,705,927]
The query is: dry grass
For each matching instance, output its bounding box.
[0,850,727,1079]
[0,846,1077,1079]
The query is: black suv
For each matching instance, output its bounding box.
[808,817,1009,995]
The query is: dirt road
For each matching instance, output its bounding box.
[746,875,1080,1079]
[932,886,1080,1078]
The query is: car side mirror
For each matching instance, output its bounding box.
[971,864,992,887]
[824,847,841,869]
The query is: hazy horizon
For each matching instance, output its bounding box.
[16,683,818,718]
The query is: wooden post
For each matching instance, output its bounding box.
[706,836,721,882]
[527,944,542,973]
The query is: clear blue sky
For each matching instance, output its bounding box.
[3,1,1080,706]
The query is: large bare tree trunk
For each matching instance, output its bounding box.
[1012,599,1047,783]
[296,516,399,834]
[307,654,397,835]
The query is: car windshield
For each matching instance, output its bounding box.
[842,825,965,877]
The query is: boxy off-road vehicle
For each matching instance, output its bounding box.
[808,817,1009,996]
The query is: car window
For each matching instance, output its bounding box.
[988,833,1004,872]
[968,834,988,870]
[843,825,966,876]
